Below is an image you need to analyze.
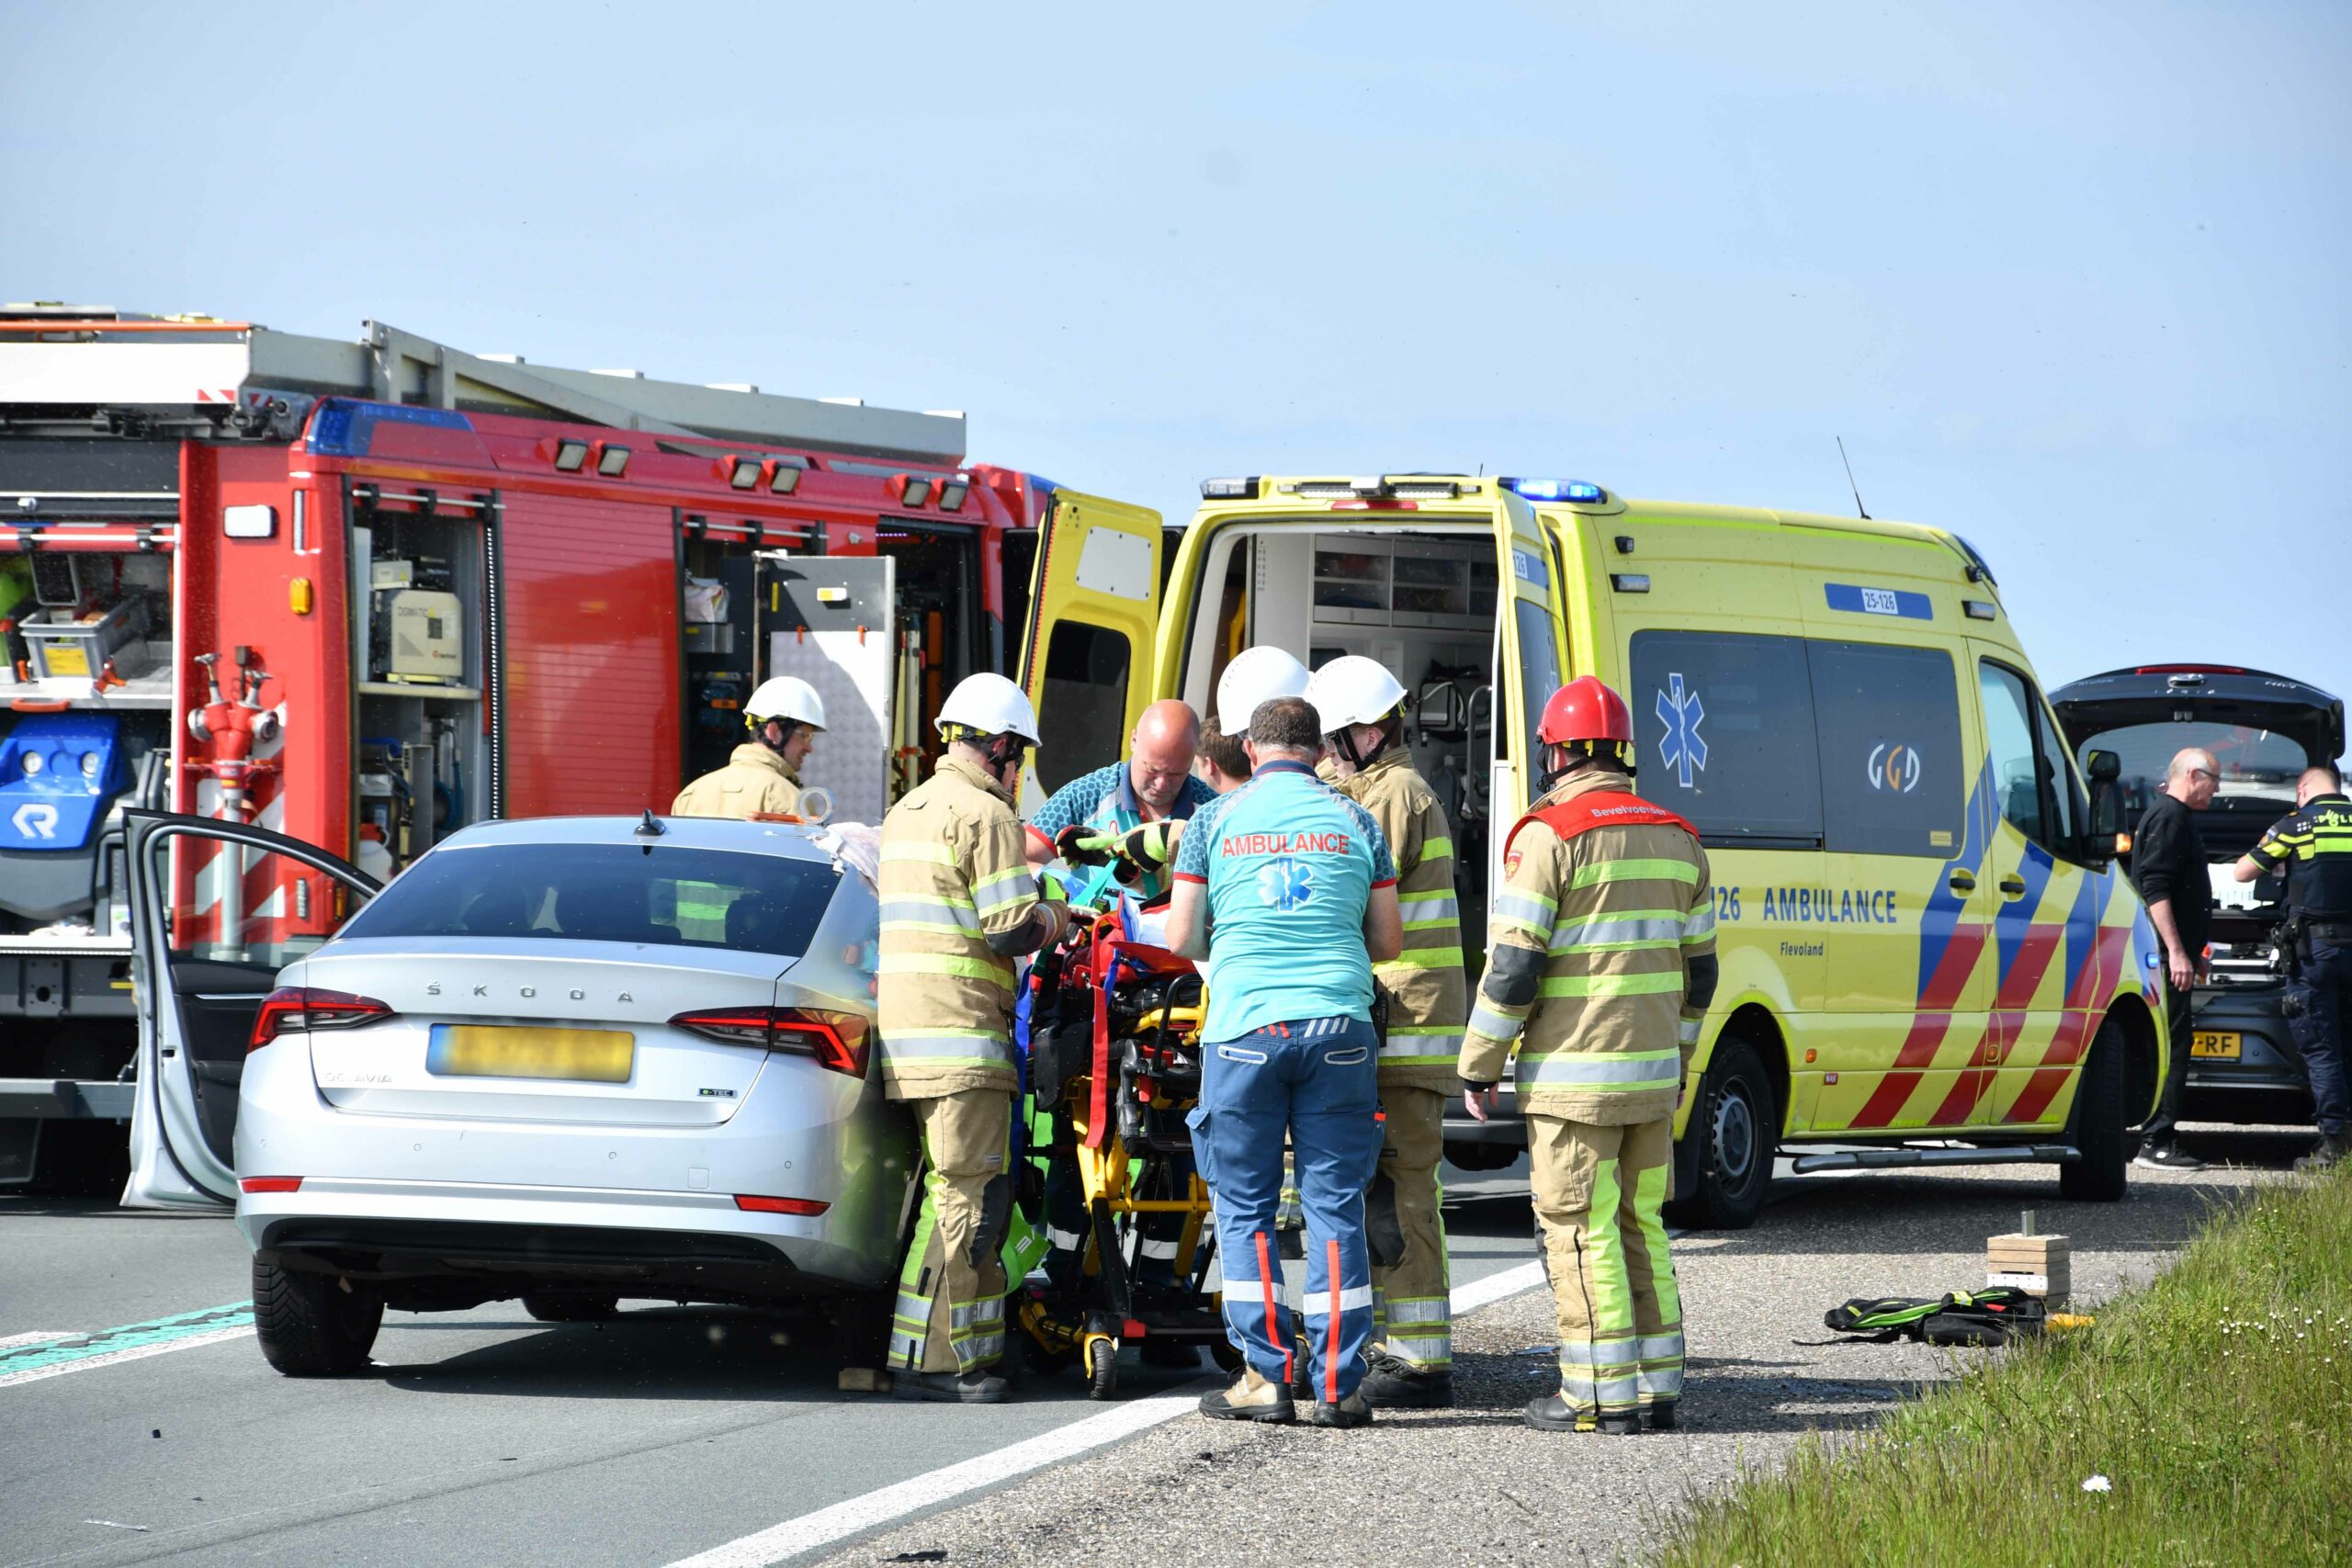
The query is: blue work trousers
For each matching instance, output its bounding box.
[2289,941,2352,1137]
[1188,1016,1383,1402]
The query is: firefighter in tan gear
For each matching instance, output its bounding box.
[672,676,826,819]
[1305,655,1468,1410]
[1462,676,1718,1434]
[878,672,1070,1403]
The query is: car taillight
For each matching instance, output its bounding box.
[733,1193,831,1215]
[668,1006,871,1077]
[248,987,394,1052]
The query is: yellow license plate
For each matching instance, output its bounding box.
[2190,1031,2242,1060]
[427,1024,634,1083]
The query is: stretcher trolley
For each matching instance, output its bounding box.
[1016,913,1238,1398]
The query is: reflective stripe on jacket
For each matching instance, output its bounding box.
[1338,746,1470,1091]
[1460,769,1714,1124]
[672,744,803,819]
[877,755,1046,1098]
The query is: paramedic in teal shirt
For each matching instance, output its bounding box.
[1168,694,1401,1428]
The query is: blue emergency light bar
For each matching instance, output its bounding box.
[1503,478,1605,504]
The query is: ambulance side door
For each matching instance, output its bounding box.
[121,810,379,1209]
[1015,488,1163,810]
[1972,653,2100,1129]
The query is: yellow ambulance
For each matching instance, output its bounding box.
[1146,475,2165,1227]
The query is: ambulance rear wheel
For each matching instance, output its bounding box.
[2059,1018,2129,1202]
[1086,1337,1119,1401]
[1668,1036,1776,1231]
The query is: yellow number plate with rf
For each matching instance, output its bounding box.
[2189,1031,2242,1060]
[426,1024,634,1083]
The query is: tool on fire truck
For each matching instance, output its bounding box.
[185,650,280,822]
[1016,911,1230,1399]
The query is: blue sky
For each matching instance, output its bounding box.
[11,2,2347,714]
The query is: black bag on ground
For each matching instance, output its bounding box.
[1823,1288,2046,1345]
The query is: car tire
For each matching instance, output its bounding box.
[1209,1338,1245,1375]
[1442,1139,1522,1172]
[2060,1018,2129,1202]
[253,1258,382,1377]
[522,1293,621,1324]
[1664,1035,1777,1232]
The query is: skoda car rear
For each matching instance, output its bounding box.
[120,810,911,1375]
[2052,665,2346,1126]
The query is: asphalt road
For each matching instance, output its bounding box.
[0,1126,2314,1568]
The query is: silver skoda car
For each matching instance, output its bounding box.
[121,810,913,1376]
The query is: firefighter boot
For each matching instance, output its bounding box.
[1199,1368,1295,1424]
[1525,1393,1640,1435]
[1646,1399,1679,1431]
[897,1369,1011,1404]
[1359,1344,1453,1410]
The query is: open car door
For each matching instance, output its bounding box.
[121,810,379,1209]
[1014,487,1164,810]
[1486,490,1573,896]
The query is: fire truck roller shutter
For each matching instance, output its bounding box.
[759,557,898,826]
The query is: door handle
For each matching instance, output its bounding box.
[1999,875,2029,898]
[1947,870,1976,894]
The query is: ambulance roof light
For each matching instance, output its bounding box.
[1503,478,1605,503]
[1200,477,1260,500]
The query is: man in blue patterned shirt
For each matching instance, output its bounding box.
[1024,700,1217,909]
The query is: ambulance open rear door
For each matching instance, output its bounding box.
[1486,490,1573,897]
[1014,488,1165,810]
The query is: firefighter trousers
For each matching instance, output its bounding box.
[890,1089,1013,1375]
[1525,1111,1682,1416]
[1368,1084,1452,1371]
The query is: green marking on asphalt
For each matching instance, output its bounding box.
[0,1303,254,1376]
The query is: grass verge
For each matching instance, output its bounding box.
[1656,1168,2352,1566]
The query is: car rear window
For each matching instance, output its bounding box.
[2075,720,2312,816]
[336,842,841,959]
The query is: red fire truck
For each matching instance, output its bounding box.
[0,308,1164,1189]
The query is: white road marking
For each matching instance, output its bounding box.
[664,1259,1555,1568]
[0,1325,254,1389]
[0,1331,75,1348]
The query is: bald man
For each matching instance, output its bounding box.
[1026,700,1217,909]
[2130,746,2218,1170]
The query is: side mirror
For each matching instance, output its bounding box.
[2085,748,2122,784]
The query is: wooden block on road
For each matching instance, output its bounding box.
[838,1367,892,1393]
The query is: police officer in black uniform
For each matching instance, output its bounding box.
[2233,764,2352,1172]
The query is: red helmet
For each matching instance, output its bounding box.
[1538,676,1634,746]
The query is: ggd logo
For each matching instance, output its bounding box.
[1867,742,1922,795]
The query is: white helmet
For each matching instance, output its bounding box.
[743,675,827,732]
[1305,655,1408,736]
[936,672,1042,746]
[1216,646,1311,731]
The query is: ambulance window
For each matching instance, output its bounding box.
[1627,631,1825,845]
[1809,641,1964,858]
[1035,622,1129,794]
[2032,694,2087,847]
[1513,597,1561,763]
[1979,662,2052,847]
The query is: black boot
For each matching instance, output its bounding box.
[1311,1390,1374,1428]
[1359,1344,1453,1409]
[897,1369,1011,1404]
[2134,1139,2206,1171]
[1525,1393,1639,1434]
[1646,1399,1679,1431]
[2294,1132,2351,1174]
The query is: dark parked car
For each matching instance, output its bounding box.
[2052,665,2346,1125]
